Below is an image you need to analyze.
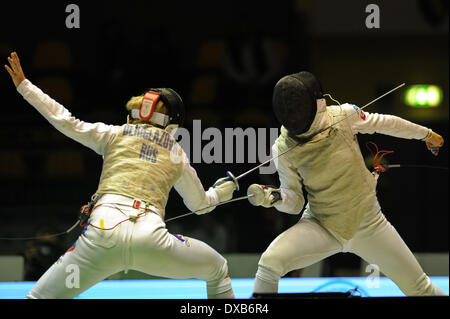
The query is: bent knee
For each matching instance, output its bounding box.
[258,250,286,277]
[399,273,439,296]
[216,256,230,279]
[204,255,230,282]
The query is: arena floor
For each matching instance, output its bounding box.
[1,276,448,299]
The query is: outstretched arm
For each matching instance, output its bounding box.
[344,104,444,156]
[174,151,236,214]
[5,52,117,155]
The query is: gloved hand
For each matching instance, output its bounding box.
[424,130,444,156]
[213,175,238,203]
[196,173,238,215]
[247,184,282,208]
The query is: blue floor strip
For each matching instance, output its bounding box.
[1,277,448,299]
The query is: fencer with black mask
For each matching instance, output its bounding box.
[250,71,446,296]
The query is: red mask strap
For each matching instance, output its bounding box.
[140,91,161,121]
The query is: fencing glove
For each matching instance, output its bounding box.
[247,184,282,208]
[213,176,238,203]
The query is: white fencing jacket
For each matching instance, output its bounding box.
[17,79,218,219]
[273,100,430,240]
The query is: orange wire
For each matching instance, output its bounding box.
[83,203,151,231]
[365,141,394,173]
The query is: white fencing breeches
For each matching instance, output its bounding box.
[26,194,234,299]
[254,208,447,296]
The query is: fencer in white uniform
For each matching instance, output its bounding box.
[5,52,237,299]
[249,71,447,296]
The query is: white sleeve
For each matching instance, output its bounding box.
[17,79,117,155]
[173,152,219,214]
[272,143,305,214]
[343,103,430,140]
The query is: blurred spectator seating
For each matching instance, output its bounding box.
[43,151,85,178]
[0,152,27,178]
[33,42,72,70]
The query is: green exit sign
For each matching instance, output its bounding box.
[403,85,443,107]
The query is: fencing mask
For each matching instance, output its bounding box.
[129,88,185,129]
[272,71,323,136]
[156,88,185,128]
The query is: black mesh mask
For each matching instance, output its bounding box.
[273,71,323,136]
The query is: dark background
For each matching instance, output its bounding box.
[0,0,448,279]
